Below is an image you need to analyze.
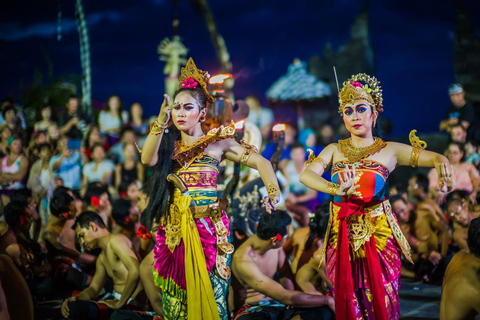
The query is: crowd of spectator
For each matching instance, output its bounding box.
[0,82,479,319]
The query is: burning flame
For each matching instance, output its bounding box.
[272,124,286,132]
[235,120,245,130]
[209,74,232,84]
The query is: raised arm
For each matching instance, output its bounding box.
[140,95,174,167]
[394,142,453,193]
[222,139,280,211]
[300,144,359,197]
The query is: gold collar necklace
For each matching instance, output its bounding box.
[338,137,387,162]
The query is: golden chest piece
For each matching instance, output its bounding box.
[338,137,387,163]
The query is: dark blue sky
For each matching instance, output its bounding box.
[1,0,479,136]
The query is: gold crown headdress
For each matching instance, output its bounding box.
[338,73,383,115]
[178,57,214,104]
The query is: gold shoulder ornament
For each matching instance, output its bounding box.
[409,130,427,168]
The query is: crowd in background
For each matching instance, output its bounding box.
[0,82,479,319]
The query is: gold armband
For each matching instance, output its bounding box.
[314,157,328,170]
[326,182,340,196]
[150,119,168,135]
[240,148,254,165]
[409,130,427,168]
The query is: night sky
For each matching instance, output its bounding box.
[1,0,479,137]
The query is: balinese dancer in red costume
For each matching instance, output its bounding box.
[139,58,281,320]
[300,73,455,320]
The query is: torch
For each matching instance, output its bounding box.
[270,124,286,172]
[209,74,233,128]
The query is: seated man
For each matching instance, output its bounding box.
[231,210,334,320]
[84,183,113,229]
[61,211,142,320]
[408,174,450,283]
[440,217,480,319]
[45,188,95,290]
[446,197,472,251]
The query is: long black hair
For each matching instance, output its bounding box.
[305,203,330,250]
[143,86,210,231]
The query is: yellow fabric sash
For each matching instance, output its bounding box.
[177,194,220,320]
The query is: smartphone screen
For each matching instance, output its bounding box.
[67,139,82,150]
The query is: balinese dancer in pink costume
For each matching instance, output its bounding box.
[139,58,280,320]
[300,73,455,319]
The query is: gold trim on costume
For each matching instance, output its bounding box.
[240,148,254,165]
[326,182,340,196]
[338,137,387,162]
[172,122,235,169]
[409,130,427,168]
[150,119,168,135]
[178,57,215,104]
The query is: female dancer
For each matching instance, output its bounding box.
[300,73,454,320]
[140,58,280,320]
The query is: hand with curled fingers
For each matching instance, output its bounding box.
[338,164,360,196]
[437,163,455,193]
[157,94,177,125]
[261,183,281,213]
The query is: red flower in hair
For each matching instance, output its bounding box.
[61,212,69,219]
[91,196,100,207]
[182,77,198,89]
[19,215,27,225]
[136,225,152,240]
[350,81,363,89]
[125,216,130,222]
[273,233,283,241]
[120,191,127,198]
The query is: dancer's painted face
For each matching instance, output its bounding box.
[342,101,377,137]
[172,92,205,131]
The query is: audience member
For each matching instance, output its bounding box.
[34,103,56,132]
[114,142,145,190]
[2,105,25,142]
[0,136,28,195]
[59,95,88,139]
[127,102,148,137]
[82,125,109,162]
[446,197,472,251]
[231,211,334,319]
[262,124,296,162]
[439,83,475,132]
[50,136,83,190]
[283,143,318,226]
[465,140,480,167]
[0,98,26,129]
[450,123,467,143]
[428,142,480,204]
[317,124,335,147]
[47,123,60,149]
[81,144,115,192]
[25,130,47,165]
[284,203,329,274]
[440,217,480,319]
[111,198,137,241]
[408,174,450,283]
[108,126,138,164]
[0,125,11,158]
[98,95,128,145]
[245,95,274,141]
[61,211,141,320]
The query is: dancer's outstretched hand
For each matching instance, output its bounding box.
[437,163,454,193]
[157,94,176,125]
[338,164,360,196]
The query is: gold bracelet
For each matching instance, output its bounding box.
[411,147,422,168]
[150,119,168,135]
[326,182,340,196]
[266,183,279,197]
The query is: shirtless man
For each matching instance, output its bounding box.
[61,211,141,320]
[446,197,472,251]
[440,217,480,320]
[408,174,450,283]
[283,203,329,274]
[232,211,334,320]
[391,195,420,278]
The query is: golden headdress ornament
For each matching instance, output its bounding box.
[178,57,214,103]
[338,73,383,115]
